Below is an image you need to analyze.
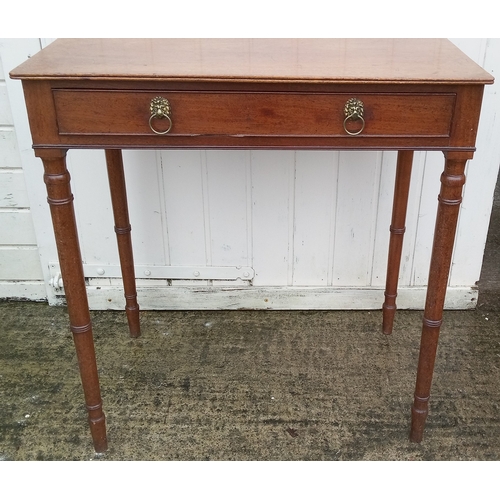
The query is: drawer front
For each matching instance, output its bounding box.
[53,90,455,138]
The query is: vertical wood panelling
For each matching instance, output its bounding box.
[369,151,428,289]
[410,151,442,286]
[333,151,382,286]
[206,151,250,267]
[0,128,21,166]
[250,151,294,286]
[0,247,44,280]
[0,169,31,207]
[245,154,254,271]
[0,41,45,297]
[123,150,166,266]
[399,152,427,287]
[160,150,207,266]
[68,150,116,266]
[370,151,396,287]
[0,210,38,244]
[293,151,338,286]
[0,82,13,124]
[69,150,166,267]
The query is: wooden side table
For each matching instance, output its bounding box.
[10,39,493,452]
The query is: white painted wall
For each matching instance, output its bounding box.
[1,38,499,310]
[0,38,45,300]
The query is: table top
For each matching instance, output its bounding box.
[10,38,493,85]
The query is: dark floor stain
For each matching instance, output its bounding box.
[180,377,191,392]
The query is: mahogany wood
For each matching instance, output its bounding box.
[9,39,492,84]
[52,90,455,138]
[382,150,414,335]
[40,149,107,452]
[410,151,470,442]
[105,149,141,338]
[17,80,485,152]
[10,39,493,451]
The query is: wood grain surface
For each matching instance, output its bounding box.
[10,39,493,84]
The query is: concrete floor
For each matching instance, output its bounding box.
[1,177,499,461]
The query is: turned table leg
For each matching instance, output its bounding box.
[382,150,414,335]
[410,151,470,442]
[40,150,107,453]
[105,150,141,338]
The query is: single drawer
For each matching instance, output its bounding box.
[53,89,455,138]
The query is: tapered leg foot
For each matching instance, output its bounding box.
[40,150,108,452]
[125,298,141,338]
[409,152,470,442]
[410,395,429,443]
[382,296,397,335]
[106,149,141,338]
[88,404,108,452]
[382,150,413,335]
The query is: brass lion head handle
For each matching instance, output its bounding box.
[149,97,172,135]
[343,98,365,136]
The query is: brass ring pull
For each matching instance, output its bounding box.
[343,98,365,136]
[149,97,172,135]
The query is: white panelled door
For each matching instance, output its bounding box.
[3,38,500,310]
